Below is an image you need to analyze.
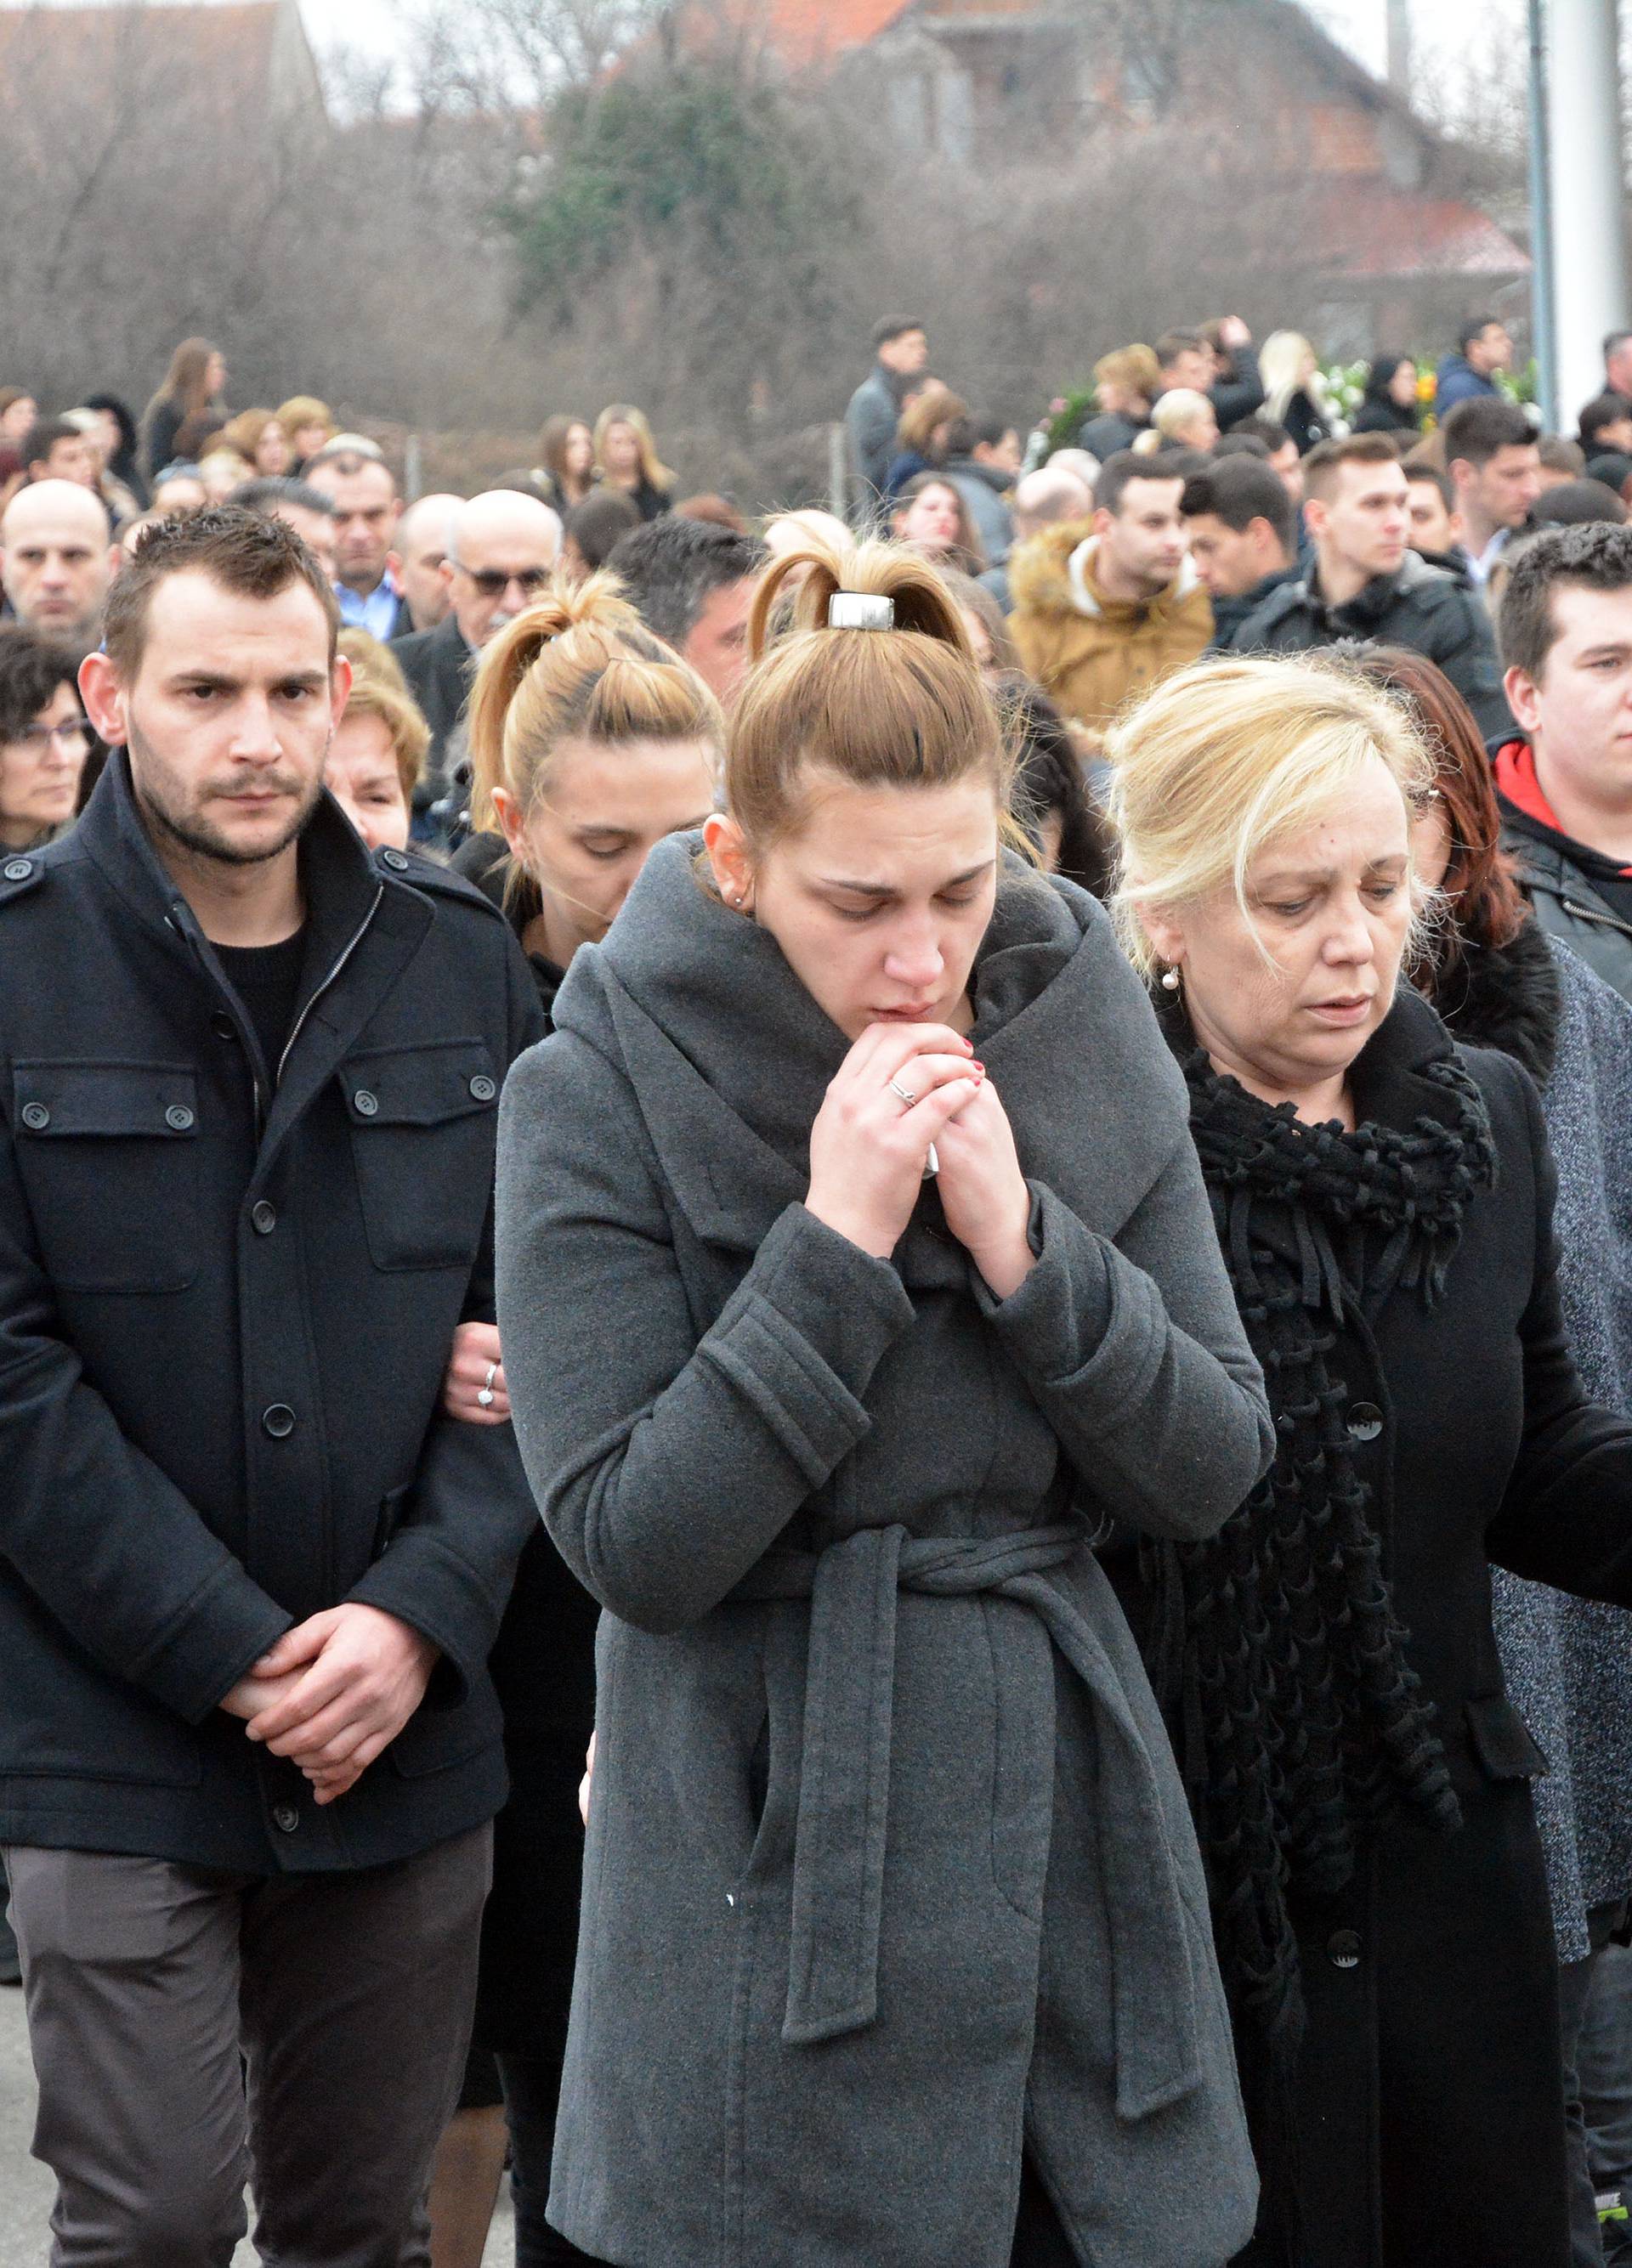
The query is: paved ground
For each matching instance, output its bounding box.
[0,1985,515,2265]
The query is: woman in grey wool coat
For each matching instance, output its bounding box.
[495,538,1276,2268]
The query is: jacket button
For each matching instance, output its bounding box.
[272,1803,300,1834]
[468,1074,496,1102]
[20,1102,49,1130]
[354,1089,379,1117]
[262,1404,296,1439]
[1346,1402,1383,1443]
[1327,1930,1363,1970]
[211,1010,236,1041]
[3,857,33,881]
[380,847,410,871]
[165,1104,196,1132]
[251,1200,278,1236]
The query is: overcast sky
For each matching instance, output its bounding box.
[291,0,1525,100]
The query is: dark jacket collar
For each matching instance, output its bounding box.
[1303,546,1436,627]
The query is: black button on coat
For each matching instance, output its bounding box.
[0,755,547,1873]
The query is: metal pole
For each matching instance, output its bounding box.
[1527,0,1558,432]
[1544,0,1629,430]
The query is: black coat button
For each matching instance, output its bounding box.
[468,1074,496,1102]
[1346,1402,1383,1443]
[380,848,410,871]
[251,1201,277,1236]
[211,1010,236,1041]
[1328,1929,1363,1969]
[3,857,33,881]
[272,1803,300,1833]
[262,1404,296,1439]
[165,1104,196,1132]
[354,1089,379,1117]
[20,1102,49,1130]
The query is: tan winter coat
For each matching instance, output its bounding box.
[1008,523,1213,729]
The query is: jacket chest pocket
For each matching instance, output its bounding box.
[12,1061,200,1292]
[340,1040,499,1270]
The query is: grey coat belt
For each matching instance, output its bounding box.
[734,1523,1203,2120]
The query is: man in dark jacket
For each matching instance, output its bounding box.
[1180,455,1300,649]
[1154,320,1264,429]
[1442,394,1541,591]
[1433,313,1513,419]
[1232,431,1511,738]
[844,315,928,521]
[394,486,561,837]
[0,506,544,2265]
[1495,522,1632,1004]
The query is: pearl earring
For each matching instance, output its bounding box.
[1160,965,1182,993]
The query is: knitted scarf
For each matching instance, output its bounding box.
[1143,1016,1496,2241]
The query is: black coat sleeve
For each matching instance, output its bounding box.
[1211,345,1265,428]
[1485,1063,1632,1599]
[1426,590,1514,743]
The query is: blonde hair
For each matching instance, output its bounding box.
[895,384,966,459]
[1094,344,1162,404]
[1151,388,1214,444]
[1261,331,1329,425]
[728,535,1023,855]
[220,408,278,461]
[592,404,675,494]
[1102,653,1435,976]
[337,628,430,805]
[276,396,337,447]
[466,570,723,837]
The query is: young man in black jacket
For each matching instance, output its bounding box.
[1181,455,1300,650]
[0,507,545,2265]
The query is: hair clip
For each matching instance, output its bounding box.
[827,591,895,631]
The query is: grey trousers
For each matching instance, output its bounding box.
[5,1825,490,2268]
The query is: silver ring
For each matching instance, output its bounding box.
[922,1142,939,1181]
[477,1388,495,1409]
[483,1361,498,1393]
[887,1077,917,1109]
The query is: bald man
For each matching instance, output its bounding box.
[393,488,563,838]
[0,480,119,662]
[393,493,462,632]
[980,465,1095,613]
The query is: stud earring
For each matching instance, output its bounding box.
[1160,965,1182,993]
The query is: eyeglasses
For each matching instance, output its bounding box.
[10,719,94,758]
[450,562,554,600]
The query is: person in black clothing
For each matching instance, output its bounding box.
[1578,392,1632,462]
[590,404,674,523]
[1232,432,1511,738]
[1078,343,1159,460]
[450,571,725,2267]
[0,506,544,2265]
[1351,353,1423,438]
[1180,455,1300,648]
[1155,320,1265,429]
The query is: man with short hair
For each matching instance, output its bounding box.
[1442,395,1542,588]
[605,516,769,707]
[394,494,462,632]
[1181,456,1299,648]
[0,480,118,661]
[394,488,563,832]
[303,448,410,640]
[979,465,1093,612]
[1008,449,1211,730]
[1539,436,1589,490]
[0,505,542,2265]
[846,316,930,518]
[1605,330,1632,400]
[1156,319,1264,427]
[1232,431,1510,737]
[20,417,99,490]
[1579,393,1632,464]
[1434,314,1514,419]
[1403,461,1467,571]
[230,476,340,585]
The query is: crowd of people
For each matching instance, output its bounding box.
[5,303,1632,2268]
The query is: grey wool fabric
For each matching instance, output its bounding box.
[495,835,1275,2268]
[1492,941,1632,1960]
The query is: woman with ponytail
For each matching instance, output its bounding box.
[1102,649,1632,2268]
[494,536,1274,2267]
[451,573,723,2266]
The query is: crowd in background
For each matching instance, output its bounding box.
[7,301,1632,2268]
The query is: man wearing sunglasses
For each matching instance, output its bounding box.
[394,488,562,844]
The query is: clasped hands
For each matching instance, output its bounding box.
[805,1021,1037,1299]
[220,1602,439,1807]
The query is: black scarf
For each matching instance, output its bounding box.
[1144,1001,1496,2240]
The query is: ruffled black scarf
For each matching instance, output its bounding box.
[1143,1006,1498,2246]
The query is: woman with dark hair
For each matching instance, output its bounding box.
[0,628,99,851]
[82,393,150,509]
[1352,355,1423,438]
[140,337,227,480]
[892,470,986,574]
[533,416,596,517]
[1001,676,1114,899]
[1104,647,1632,2268]
[1353,643,1632,2266]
